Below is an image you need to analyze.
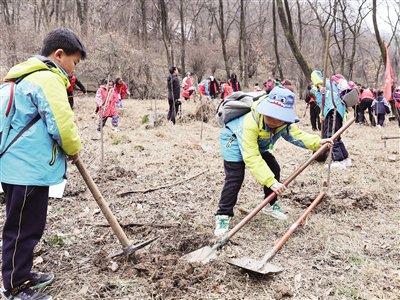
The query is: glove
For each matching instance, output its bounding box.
[270,182,286,195]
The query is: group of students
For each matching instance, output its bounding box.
[306,80,400,129]
[166,67,244,124]
[354,85,399,127]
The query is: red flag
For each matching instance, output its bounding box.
[383,44,395,101]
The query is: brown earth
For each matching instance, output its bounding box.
[1,95,399,299]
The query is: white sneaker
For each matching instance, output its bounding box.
[329,160,347,170]
[342,157,352,167]
[262,202,288,220]
[214,215,231,237]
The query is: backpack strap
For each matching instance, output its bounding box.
[0,69,47,157]
[0,114,41,157]
[5,82,15,117]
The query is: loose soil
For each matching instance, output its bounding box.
[1,95,399,299]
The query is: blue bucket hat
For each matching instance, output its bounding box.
[256,86,299,123]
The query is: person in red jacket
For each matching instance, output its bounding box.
[228,73,241,92]
[114,77,130,109]
[96,79,120,131]
[220,81,233,100]
[181,72,195,100]
[67,74,86,108]
[358,86,376,126]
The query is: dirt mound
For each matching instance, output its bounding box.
[129,228,214,298]
[335,189,378,210]
[194,101,217,123]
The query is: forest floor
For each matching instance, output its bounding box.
[1,95,399,300]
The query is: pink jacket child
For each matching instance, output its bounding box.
[96,80,120,131]
[182,73,195,100]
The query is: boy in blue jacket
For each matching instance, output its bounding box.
[0,28,86,300]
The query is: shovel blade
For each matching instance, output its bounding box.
[181,246,218,264]
[228,257,283,275]
[109,237,158,258]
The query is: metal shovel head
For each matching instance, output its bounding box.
[228,257,283,275]
[109,236,158,258]
[181,245,218,264]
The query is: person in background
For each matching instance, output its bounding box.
[393,86,400,127]
[254,83,262,92]
[209,76,220,99]
[114,77,130,109]
[167,66,181,124]
[67,74,86,109]
[228,73,241,92]
[96,79,120,131]
[305,85,321,131]
[181,72,195,100]
[263,78,275,94]
[358,86,376,126]
[371,90,391,127]
[311,71,352,168]
[220,81,233,100]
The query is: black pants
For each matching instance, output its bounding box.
[310,102,321,131]
[217,152,280,216]
[317,110,349,162]
[1,184,49,290]
[167,98,180,124]
[357,99,375,126]
[377,113,385,126]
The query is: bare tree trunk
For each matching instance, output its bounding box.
[238,0,244,83]
[1,0,18,67]
[180,0,186,75]
[372,0,386,65]
[240,0,248,87]
[138,0,148,48]
[272,0,283,79]
[215,0,230,78]
[276,0,311,79]
[159,0,174,66]
[76,0,88,35]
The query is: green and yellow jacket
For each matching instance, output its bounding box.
[220,99,321,188]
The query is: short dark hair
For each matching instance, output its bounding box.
[41,27,87,59]
[169,66,177,74]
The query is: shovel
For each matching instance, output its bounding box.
[74,157,157,257]
[182,117,355,264]
[228,191,326,275]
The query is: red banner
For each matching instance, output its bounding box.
[383,44,395,101]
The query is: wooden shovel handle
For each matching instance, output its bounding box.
[262,191,326,263]
[74,157,130,248]
[223,117,355,243]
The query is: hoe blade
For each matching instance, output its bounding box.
[109,236,158,258]
[181,246,218,264]
[228,257,283,275]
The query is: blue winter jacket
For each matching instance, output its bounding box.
[312,78,346,118]
[0,56,82,186]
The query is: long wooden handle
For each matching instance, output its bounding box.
[221,117,355,244]
[75,158,130,248]
[261,191,326,264]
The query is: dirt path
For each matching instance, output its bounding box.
[1,96,399,299]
